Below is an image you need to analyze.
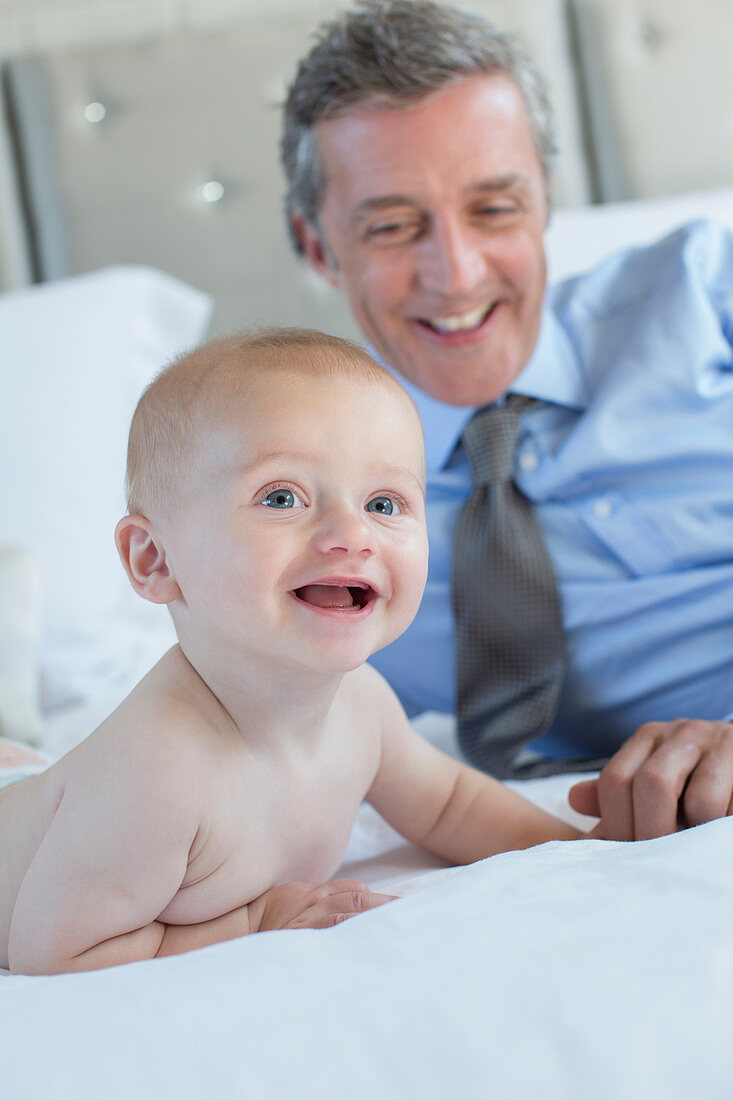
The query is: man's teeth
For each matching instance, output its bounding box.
[428,306,490,333]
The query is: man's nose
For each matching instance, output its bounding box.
[415,217,487,297]
[311,503,376,557]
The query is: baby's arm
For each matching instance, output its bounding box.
[155,879,393,956]
[9,740,206,974]
[365,670,581,863]
[9,737,393,974]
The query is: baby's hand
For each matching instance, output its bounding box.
[249,878,396,932]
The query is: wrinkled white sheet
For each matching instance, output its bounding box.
[3,794,733,1098]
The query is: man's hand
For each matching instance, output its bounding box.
[248,878,396,932]
[569,719,733,840]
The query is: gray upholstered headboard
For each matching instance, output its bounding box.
[0,0,731,336]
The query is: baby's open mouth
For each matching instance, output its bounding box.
[293,583,375,610]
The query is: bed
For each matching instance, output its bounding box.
[2,0,733,1092]
[1,181,733,1097]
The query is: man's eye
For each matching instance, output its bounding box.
[371,222,405,235]
[365,495,401,516]
[261,488,304,509]
[477,205,516,218]
[366,219,422,246]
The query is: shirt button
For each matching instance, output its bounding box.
[592,498,613,519]
[518,449,539,472]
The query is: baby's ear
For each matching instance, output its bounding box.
[115,515,180,604]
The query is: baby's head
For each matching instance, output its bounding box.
[117,327,429,674]
[124,327,420,521]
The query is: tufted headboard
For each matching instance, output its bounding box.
[571,0,733,203]
[0,0,730,336]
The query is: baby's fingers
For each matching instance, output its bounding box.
[319,880,396,915]
[295,880,397,929]
[312,893,397,929]
[255,879,399,931]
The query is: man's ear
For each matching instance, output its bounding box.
[115,515,180,605]
[291,214,342,290]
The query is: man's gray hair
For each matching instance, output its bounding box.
[281,0,557,254]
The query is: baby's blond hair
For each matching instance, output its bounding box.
[125,326,412,519]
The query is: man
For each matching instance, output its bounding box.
[280,0,733,840]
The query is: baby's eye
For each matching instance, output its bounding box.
[365,495,401,516]
[260,487,304,509]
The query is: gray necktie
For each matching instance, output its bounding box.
[452,397,607,779]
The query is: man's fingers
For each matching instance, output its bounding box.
[681,746,733,826]
[587,719,733,841]
[595,726,661,841]
[629,736,702,840]
[567,779,600,818]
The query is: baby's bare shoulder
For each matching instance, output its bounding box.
[331,664,403,754]
[337,662,403,716]
[61,651,225,806]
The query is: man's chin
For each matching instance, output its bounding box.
[404,360,519,407]
[366,326,521,406]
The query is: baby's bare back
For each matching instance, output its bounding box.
[0,648,381,972]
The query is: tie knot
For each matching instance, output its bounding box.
[461,399,525,486]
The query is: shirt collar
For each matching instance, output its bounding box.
[372,302,590,472]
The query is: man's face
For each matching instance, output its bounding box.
[301,75,549,407]
[163,369,429,677]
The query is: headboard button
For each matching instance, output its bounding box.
[83,102,107,124]
[196,181,225,204]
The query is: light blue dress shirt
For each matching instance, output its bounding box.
[370,220,733,759]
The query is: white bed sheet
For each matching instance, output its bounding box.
[3,811,732,1099]
[3,702,733,1098]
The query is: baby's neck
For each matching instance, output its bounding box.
[174,640,342,753]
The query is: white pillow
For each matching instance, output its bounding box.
[0,546,42,744]
[0,266,212,708]
[547,185,733,282]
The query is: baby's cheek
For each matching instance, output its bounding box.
[412,535,430,592]
[399,546,429,620]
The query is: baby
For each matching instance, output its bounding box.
[1,327,583,975]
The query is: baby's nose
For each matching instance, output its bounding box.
[312,506,376,556]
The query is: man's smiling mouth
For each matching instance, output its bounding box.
[293,582,376,610]
[418,303,498,334]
